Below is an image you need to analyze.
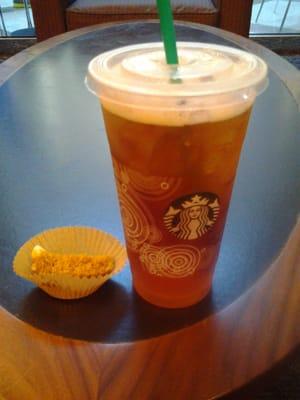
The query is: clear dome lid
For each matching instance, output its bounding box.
[86,42,268,98]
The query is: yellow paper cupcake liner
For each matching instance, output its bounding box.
[13,226,127,299]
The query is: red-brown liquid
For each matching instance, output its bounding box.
[102,106,252,308]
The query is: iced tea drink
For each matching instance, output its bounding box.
[86,43,268,308]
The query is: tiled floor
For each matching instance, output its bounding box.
[0,0,300,37]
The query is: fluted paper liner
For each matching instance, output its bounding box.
[13,226,127,299]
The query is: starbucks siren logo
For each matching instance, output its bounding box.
[164,193,220,240]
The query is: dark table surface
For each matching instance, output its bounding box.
[0,22,299,400]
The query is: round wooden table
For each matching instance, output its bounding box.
[0,22,299,400]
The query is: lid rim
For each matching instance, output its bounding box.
[87,42,268,98]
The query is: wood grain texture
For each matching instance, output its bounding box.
[0,218,299,399]
[218,0,253,37]
[30,0,67,42]
[0,23,299,400]
[29,0,252,41]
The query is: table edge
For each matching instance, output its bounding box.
[0,21,299,106]
[0,21,299,399]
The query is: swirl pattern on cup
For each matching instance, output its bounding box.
[139,243,203,278]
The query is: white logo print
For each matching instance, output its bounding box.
[112,158,220,277]
[164,194,220,240]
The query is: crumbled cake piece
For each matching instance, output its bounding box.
[31,245,115,277]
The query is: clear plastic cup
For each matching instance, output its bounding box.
[86,42,268,308]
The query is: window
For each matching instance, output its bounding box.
[0,0,34,37]
[251,0,300,34]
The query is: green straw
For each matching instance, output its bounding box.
[156,0,179,65]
